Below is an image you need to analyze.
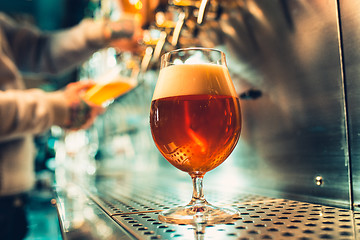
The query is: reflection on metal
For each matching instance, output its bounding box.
[239,88,262,100]
[315,176,324,186]
[55,185,137,240]
[56,177,359,239]
[279,0,294,31]
[339,0,360,210]
[81,0,360,215]
[187,0,350,208]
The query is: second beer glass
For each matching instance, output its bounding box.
[150,47,242,224]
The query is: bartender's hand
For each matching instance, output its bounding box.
[63,81,105,130]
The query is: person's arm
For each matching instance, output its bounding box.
[0,89,68,142]
[0,13,140,75]
[0,81,102,142]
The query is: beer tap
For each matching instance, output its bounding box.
[168,0,200,39]
[165,0,224,46]
[155,11,176,32]
[170,11,186,46]
[197,0,209,25]
[140,46,154,72]
[140,28,170,69]
[142,8,187,52]
[153,31,168,61]
[153,10,178,47]
[169,0,222,24]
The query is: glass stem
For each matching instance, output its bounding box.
[190,175,207,205]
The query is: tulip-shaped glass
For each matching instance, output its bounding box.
[150,47,242,224]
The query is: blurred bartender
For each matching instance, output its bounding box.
[0,10,143,239]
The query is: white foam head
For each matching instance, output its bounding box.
[152,63,237,100]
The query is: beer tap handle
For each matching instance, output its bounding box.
[171,11,186,46]
[155,12,176,30]
[197,0,209,25]
[153,31,168,62]
[140,46,154,72]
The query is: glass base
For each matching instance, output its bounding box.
[158,203,239,225]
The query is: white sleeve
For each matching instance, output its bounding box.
[0,89,68,142]
[0,13,107,75]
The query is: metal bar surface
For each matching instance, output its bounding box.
[55,173,360,239]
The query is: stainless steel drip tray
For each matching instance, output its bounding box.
[82,177,358,240]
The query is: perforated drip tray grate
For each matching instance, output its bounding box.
[84,179,360,239]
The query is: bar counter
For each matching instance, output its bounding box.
[54,170,359,240]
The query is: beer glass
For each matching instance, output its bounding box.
[82,53,140,106]
[150,47,242,224]
[83,69,137,106]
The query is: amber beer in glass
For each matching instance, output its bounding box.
[83,80,134,106]
[150,48,242,224]
[82,62,138,106]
